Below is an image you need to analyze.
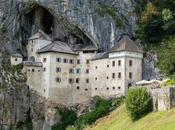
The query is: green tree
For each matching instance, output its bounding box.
[157,37,175,76]
[126,87,153,121]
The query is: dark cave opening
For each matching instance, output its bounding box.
[42,9,54,34]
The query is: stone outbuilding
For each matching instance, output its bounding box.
[10,53,23,65]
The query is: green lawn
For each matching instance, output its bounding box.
[86,105,175,130]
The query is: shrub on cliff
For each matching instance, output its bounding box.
[126,87,153,121]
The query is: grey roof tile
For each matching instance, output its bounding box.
[37,41,76,55]
[109,35,143,53]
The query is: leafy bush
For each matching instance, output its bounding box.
[75,96,124,129]
[126,87,153,121]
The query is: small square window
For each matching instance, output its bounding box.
[129,72,132,79]
[76,69,81,74]
[112,73,115,79]
[43,68,46,72]
[15,58,18,61]
[118,72,121,78]
[77,86,80,90]
[113,87,115,90]
[95,66,98,69]
[69,78,74,83]
[31,48,33,52]
[56,58,61,63]
[95,77,98,80]
[69,59,74,64]
[129,60,132,66]
[56,67,61,72]
[107,76,109,79]
[76,78,80,83]
[107,87,109,90]
[85,88,88,91]
[28,69,30,72]
[69,68,74,74]
[86,79,89,83]
[95,88,97,90]
[118,86,121,90]
[107,65,109,68]
[118,60,121,66]
[43,58,47,62]
[86,59,90,64]
[56,77,61,83]
[112,61,115,67]
[32,69,35,72]
[63,58,68,63]
[86,69,89,74]
[38,70,40,72]
[77,59,80,64]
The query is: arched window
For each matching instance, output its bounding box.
[29,56,35,62]
[128,83,132,89]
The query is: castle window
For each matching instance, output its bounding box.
[107,76,109,79]
[43,68,46,72]
[38,70,40,72]
[95,77,98,80]
[118,60,121,66]
[85,88,88,91]
[129,72,132,79]
[112,61,115,67]
[95,66,98,69]
[15,58,18,61]
[107,65,109,68]
[112,73,115,79]
[118,86,121,90]
[77,86,80,90]
[69,78,74,83]
[86,79,89,83]
[95,88,97,90]
[31,48,33,52]
[56,58,61,63]
[32,69,35,72]
[118,72,121,78]
[43,58,47,62]
[77,59,80,64]
[69,59,74,64]
[86,69,89,74]
[86,59,90,64]
[56,77,61,83]
[56,67,61,72]
[76,68,81,74]
[63,58,68,63]
[76,78,80,83]
[107,87,109,90]
[69,68,74,74]
[129,60,132,66]
[113,87,115,90]
[28,69,30,72]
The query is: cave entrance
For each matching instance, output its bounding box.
[24,4,54,36]
[42,9,53,34]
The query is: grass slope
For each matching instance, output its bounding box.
[86,105,175,130]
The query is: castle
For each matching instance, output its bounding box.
[23,30,143,105]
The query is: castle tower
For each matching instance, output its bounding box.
[109,35,143,95]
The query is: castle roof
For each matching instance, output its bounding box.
[11,53,23,58]
[109,35,143,53]
[73,44,98,51]
[28,30,52,41]
[92,52,108,60]
[37,41,76,55]
[23,61,43,67]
